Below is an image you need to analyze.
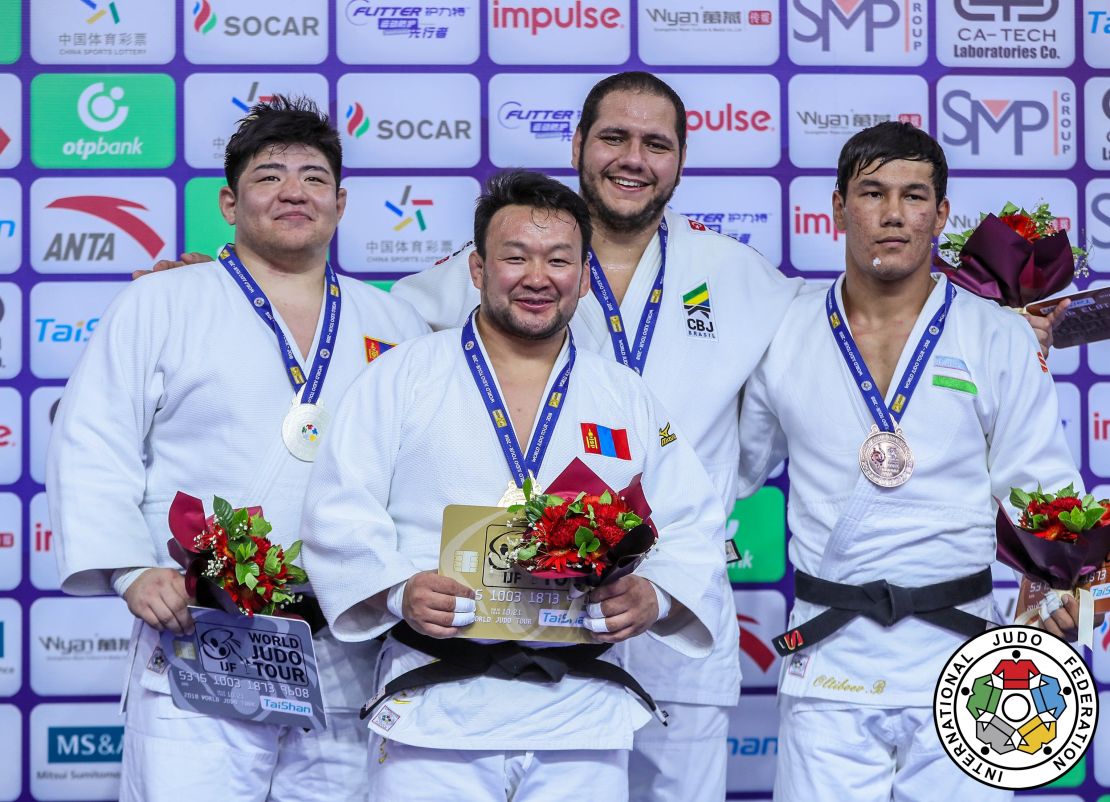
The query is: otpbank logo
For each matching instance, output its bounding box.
[31,74,175,169]
[185,0,328,65]
[789,0,927,65]
[937,76,1076,169]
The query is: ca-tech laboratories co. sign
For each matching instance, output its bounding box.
[937,0,1074,68]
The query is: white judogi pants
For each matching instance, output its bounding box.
[773,699,1013,802]
[119,684,369,802]
[629,702,729,802]
[369,739,628,802]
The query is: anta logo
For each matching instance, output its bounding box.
[44,195,165,261]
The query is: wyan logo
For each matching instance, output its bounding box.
[938,78,1075,169]
[643,6,772,29]
[498,101,579,142]
[31,74,174,168]
[638,3,777,65]
[790,0,926,64]
[941,0,1071,65]
[384,185,433,233]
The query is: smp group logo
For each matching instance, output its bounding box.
[31,597,132,696]
[787,73,928,168]
[30,387,65,485]
[30,0,175,64]
[0,178,20,275]
[1085,78,1110,170]
[637,0,779,65]
[337,0,479,64]
[185,0,328,64]
[1088,180,1110,276]
[1086,0,1110,67]
[938,0,1074,67]
[31,73,174,169]
[183,73,329,168]
[937,76,1076,170]
[0,0,20,64]
[489,73,602,167]
[31,703,123,800]
[337,176,479,272]
[29,281,126,380]
[670,176,783,266]
[732,590,786,689]
[0,493,18,593]
[337,73,480,168]
[31,178,175,274]
[788,0,927,65]
[0,597,22,696]
[788,175,842,273]
[664,74,780,168]
[725,693,779,793]
[0,388,20,486]
[0,74,21,170]
[30,493,60,591]
[0,282,24,381]
[488,0,630,64]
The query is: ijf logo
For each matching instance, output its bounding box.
[183,72,329,168]
[938,76,1076,169]
[933,626,1097,789]
[938,0,1073,67]
[788,0,927,66]
[185,0,327,65]
[31,73,174,168]
[31,0,174,64]
[337,0,479,64]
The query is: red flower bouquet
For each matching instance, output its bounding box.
[167,491,307,616]
[507,459,656,585]
[936,201,1087,307]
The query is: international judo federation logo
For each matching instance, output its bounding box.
[933,626,1097,789]
[300,423,320,443]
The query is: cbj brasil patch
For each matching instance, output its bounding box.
[682,281,716,339]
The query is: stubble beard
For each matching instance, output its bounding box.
[577,153,678,237]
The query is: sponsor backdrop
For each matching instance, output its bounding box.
[0,1,1106,799]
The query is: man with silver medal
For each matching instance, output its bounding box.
[46,98,429,801]
[736,123,1082,801]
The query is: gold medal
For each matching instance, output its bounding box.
[858,424,914,488]
[496,475,543,507]
[282,400,330,462]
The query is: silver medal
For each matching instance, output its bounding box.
[282,402,331,462]
[858,424,914,488]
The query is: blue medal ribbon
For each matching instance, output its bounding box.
[826,278,956,433]
[462,313,574,488]
[588,221,668,375]
[218,244,341,404]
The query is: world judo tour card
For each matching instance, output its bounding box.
[160,606,327,730]
[440,505,591,643]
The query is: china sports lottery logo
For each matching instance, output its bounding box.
[933,626,1097,789]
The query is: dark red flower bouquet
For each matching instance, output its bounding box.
[167,491,307,616]
[937,201,1087,307]
[507,459,656,584]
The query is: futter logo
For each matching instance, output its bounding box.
[337,0,478,64]
[31,73,174,168]
[789,0,926,65]
[934,626,1097,789]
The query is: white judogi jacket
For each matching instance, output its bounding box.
[737,274,1080,708]
[46,261,430,712]
[300,326,727,750]
[393,208,803,706]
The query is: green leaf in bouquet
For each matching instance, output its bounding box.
[585,504,596,525]
[1083,507,1105,529]
[283,540,302,563]
[1057,483,1076,500]
[234,562,251,585]
[617,511,643,529]
[264,546,281,576]
[213,496,233,529]
[244,571,259,590]
[523,475,533,501]
[1030,513,1048,530]
[599,490,612,505]
[230,507,249,531]
[251,515,272,538]
[287,565,308,585]
[543,494,565,507]
[271,591,292,604]
[999,201,1020,216]
[515,543,538,561]
[568,499,584,515]
[234,540,257,563]
[1010,488,1032,509]
[507,504,524,515]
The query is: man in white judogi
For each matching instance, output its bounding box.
[736,122,1080,801]
[300,170,727,802]
[393,72,801,802]
[46,98,429,801]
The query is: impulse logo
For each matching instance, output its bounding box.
[794,0,918,53]
[941,87,1072,158]
[687,105,773,133]
[43,196,165,261]
[193,0,217,34]
[492,0,623,35]
[346,102,370,138]
[385,185,433,232]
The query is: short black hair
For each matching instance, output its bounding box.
[473,171,592,260]
[577,72,686,152]
[836,121,947,204]
[223,95,342,194]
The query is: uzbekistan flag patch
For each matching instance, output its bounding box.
[581,423,631,460]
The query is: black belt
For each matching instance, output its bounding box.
[772,568,994,657]
[360,622,668,725]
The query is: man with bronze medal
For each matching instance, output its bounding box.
[736,123,1082,801]
[300,171,727,802]
[46,98,429,801]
